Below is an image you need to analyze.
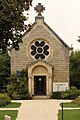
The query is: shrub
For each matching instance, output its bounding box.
[0,99,6,107]
[11,91,31,100]
[50,92,62,99]
[60,92,69,99]
[7,69,31,100]
[67,86,80,99]
[26,93,32,99]
[50,86,80,99]
[72,97,80,105]
[0,93,11,106]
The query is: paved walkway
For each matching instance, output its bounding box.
[15,99,71,120]
[1,99,79,120]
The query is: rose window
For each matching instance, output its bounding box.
[31,41,49,59]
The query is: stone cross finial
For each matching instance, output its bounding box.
[34,3,45,16]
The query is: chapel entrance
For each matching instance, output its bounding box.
[34,76,46,95]
[28,61,53,97]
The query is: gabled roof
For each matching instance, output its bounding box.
[44,22,70,49]
[23,16,71,49]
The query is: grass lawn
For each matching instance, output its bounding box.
[60,102,80,108]
[0,110,18,120]
[58,110,80,120]
[0,102,21,108]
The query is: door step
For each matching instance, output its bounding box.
[32,96,49,100]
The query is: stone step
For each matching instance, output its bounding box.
[32,96,49,100]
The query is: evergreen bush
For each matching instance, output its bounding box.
[50,86,80,99]
[7,69,31,100]
[0,99,6,107]
[50,92,62,99]
[72,97,80,105]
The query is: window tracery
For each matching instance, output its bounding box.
[31,41,49,59]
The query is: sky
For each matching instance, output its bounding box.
[26,0,80,50]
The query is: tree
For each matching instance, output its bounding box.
[0,0,32,53]
[0,51,10,92]
[70,51,80,89]
[77,36,80,42]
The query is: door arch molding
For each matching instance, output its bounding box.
[28,61,53,97]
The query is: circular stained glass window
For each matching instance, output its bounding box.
[31,41,49,59]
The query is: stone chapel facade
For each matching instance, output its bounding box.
[10,3,71,98]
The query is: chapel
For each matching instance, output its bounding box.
[10,3,71,98]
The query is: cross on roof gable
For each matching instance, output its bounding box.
[34,3,45,16]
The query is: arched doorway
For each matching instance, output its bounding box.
[28,61,53,98]
[32,65,48,96]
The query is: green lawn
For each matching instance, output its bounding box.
[60,102,80,108]
[0,102,21,108]
[0,110,18,120]
[58,110,80,120]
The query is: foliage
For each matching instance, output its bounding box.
[0,110,18,120]
[0,93,11,106]
[7,69,31,100]
[58,110,80,120]
[0,99,6,107]
[0,0,33,53]
[72,97,80,105]
[50,92,62,99]
[0,51,10,92]
[50,86,80,99]
[61,86,80,99]
[69,51,80,89]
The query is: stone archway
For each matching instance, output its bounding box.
[28,61,53,98]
